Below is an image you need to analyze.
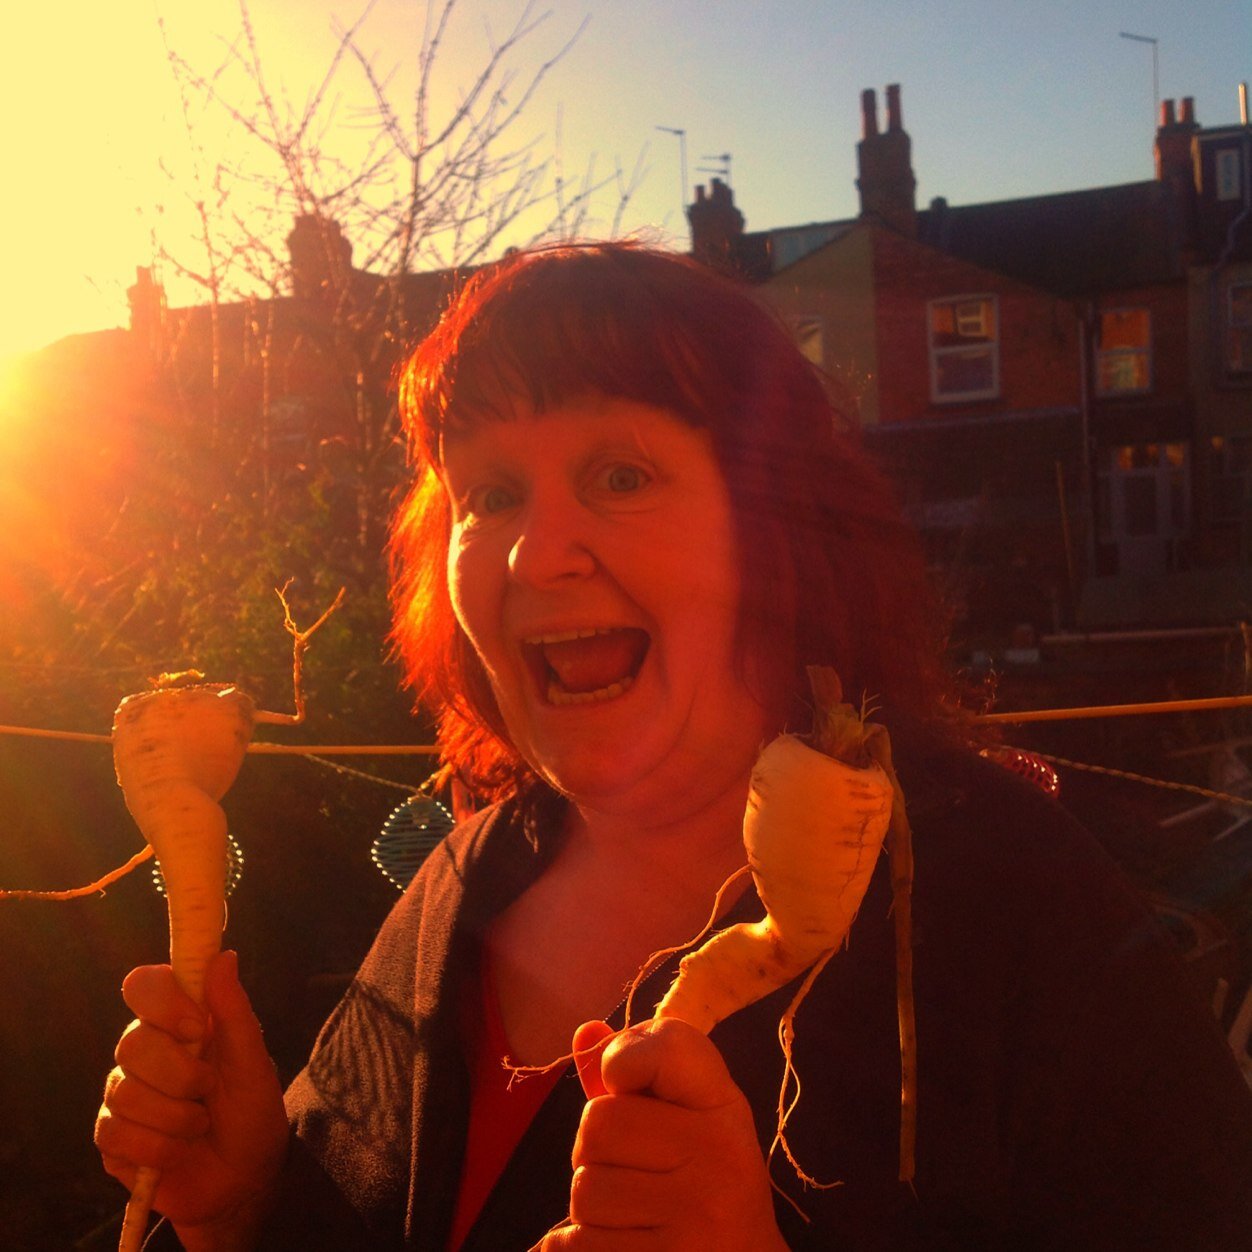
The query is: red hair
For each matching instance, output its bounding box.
[390,241,952,802]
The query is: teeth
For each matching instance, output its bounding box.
[525,626,621,645]
[547,676,634,706]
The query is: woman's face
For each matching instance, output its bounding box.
[441,395,771,823]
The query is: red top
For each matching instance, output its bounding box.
[447,954,565,1250]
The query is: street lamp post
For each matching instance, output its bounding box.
[656,125,688,224]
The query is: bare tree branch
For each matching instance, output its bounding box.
[130,0,645,653]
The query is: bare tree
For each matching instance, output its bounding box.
[153,0,643,297]
[29,0,648,725]
[147,0,643,502]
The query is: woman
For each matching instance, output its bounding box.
[96,242,1252,1250]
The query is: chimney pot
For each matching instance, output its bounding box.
[861,88,878,139]
[886,83,903,132]
[1160,99,1176,127]
[1179,96,1195,125]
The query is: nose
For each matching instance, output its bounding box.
[507,492,597,587]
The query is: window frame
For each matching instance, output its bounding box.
[1209,434,1252,527]
[1216,147,1243,203]
[791,314,825,369]
[1094,306,1153,397]
[927,294,1000,404]
[1227,282,1252,379]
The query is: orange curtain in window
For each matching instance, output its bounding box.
[1100,309,1149,350]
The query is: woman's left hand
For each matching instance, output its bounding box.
[538,1017,789,1251]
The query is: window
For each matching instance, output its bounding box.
[1216,148,1243,203]
[269,395,314,449]
[792,315,824,367]
[1227,283,1252,377]
[1096,308,1152,395]
[928,295,999,402]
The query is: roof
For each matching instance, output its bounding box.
[916,181,1187,296]
[725,219,855,282]
[763,220,859,275]
[732,180,1188,297]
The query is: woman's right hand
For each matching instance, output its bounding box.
[94,950,289,1245]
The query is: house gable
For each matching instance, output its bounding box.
[757,225,878,423]
[869,225,1079,426]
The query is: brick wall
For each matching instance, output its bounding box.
[870,227,1080,423]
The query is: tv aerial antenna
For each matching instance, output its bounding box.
[698,152,733,183]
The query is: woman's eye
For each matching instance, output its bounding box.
[601,463,649,493]
[459,483,515,519]
[480,485,515,513]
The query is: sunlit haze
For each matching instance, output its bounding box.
[0,0,1246,362]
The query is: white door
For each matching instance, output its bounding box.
[1105,442,1189,576]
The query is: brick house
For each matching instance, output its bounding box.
[126,215,460,472]
[690,84,1252,638]
[12,85,1247,649]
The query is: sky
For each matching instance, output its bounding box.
[0,0,1247,361]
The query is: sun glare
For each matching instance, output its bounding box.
[0,353,23,411]
[0,281,123,364]
[0,351,45,448]
[0,3,196,362]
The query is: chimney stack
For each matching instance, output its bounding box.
[287,214,353,304]
[687,177,746,271]
[1154,96,1200,188]
[856,84,917,237]
[1153,95,1201,257]
[127,266,166,355]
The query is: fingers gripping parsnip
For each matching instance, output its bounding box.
[110,588,342,1252]
[1,586,343,1252]
[521,668,918,1252]
[110,680,270,1252]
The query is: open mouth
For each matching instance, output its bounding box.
[521,627,651,706]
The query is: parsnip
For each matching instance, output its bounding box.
[642,667,918,1186]
[1,586,343,1251]
[110,589,341,1251]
